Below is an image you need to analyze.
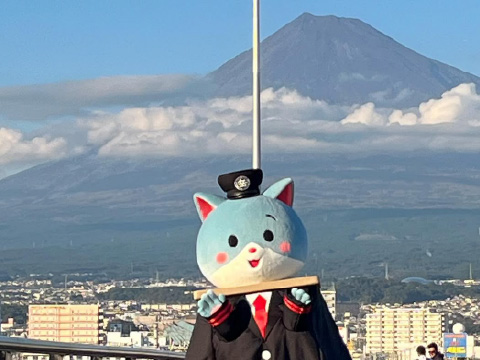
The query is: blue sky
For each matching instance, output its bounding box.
[1,0,479,86]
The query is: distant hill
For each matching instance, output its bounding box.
[209,13,480,107]
[2,153,480,279]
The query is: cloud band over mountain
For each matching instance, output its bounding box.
[2,82,480,178]
[0,74,206,121]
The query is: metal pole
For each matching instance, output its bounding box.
[252,0,261,169]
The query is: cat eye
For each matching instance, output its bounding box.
[263,230,274,242]
[228,235,238,247]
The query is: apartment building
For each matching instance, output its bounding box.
[366,306,443,355]
[28,304,102,344]
[320,287,336,320]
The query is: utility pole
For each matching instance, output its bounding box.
[252,0,261,169]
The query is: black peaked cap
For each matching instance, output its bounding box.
[218,169,263,199]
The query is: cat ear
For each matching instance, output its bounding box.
[193,193,226,222]
[263,178,294,207]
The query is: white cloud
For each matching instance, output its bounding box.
[0,127,67,166]
[80,87,340,157]
[341,102,386,126]
[75,84,480,158]
[418,83,480,125]
[342,83,480,128]
[388,110,418,126]
[4,82,480,176]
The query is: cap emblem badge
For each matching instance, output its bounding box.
[234,175,251,191]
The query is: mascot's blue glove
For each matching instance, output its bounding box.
[197,289,226,318]
[291,288,311,305]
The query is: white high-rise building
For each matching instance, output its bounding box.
[320,287,336,320]
[366,306,443,356]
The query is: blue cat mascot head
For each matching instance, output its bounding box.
[193,169,308,288]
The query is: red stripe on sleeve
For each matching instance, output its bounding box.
[284,295,312,314]
[208,302,233,326]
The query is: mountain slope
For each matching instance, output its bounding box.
[209,13,480,107]
[1,153,480,279]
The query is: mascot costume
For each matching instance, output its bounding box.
[186,168,352,360]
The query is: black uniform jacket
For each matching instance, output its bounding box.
[186,285,352,360]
